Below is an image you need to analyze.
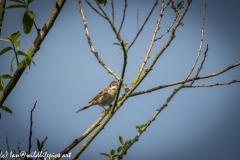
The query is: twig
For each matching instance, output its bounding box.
[6,133,12,160]
[190,44,208,85]
[129,0,192,94]
[53,111,108,159]
[0,0,66,106]
[130,61,240,97]
[40,136,48,150]
[126,0,158,52]
[169,0,180,20]
[17,142,21,153]
[0,0,6,35]
[185,80,240,88]
[28,101,37,154]
[85,0,105,18]
[132,0,165,87]
[118,85,183,159]
[184,0,208,83]
[117,0,127,34]
[111,0,114,25]
[137,9,139,31]
[155,16,176,42]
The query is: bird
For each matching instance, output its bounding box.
[76,81,119,113]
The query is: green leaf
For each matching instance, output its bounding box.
[35,138,41,151]
[9,0,24,4]
[119,136,124,145]
[17,58,31,70]
[26,10,36,19]
[5,4,26,9]
[0,106,12,114]
[27,0,34,5]
[0,78,3,91]
[17,51,35,65]
[0,38,11,43]
[0,47,13,56]
[97,0,107,6]
[117,146,122,153]
[110,149,115,156]
[177,1,184,10]
[22,11,33,34]
[100,153,110,157]
[10,57,16,73]
[113,43,121,46]
[10,31,21,43]
[123,42,128,47]
[1,74,12,79]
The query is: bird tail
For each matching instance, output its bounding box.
[76,104,91,113]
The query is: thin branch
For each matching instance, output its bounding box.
[78,0,124,86]
[137,9,139,31]
[6,133,12,160]
[185,80,240,88]
[117,0,127,35]
[0,0,66,106]
[155,16,176,42]
[190,44,208,85]
[129,0,192,94]
[130,61,240,97]
[0,0,6,35]
[169,0,180,20]
[126,0,158,52]
[111,0,114,25]
[133,0,165,87]
[118,85,183,159]
[184,0,208,83]
[40,136,48,150]
[28,101,37,154]
[53,111,108,159]
[85,0,105,18]
[17,142,21,153]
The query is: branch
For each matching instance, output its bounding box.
[111,0,114,25]
[28,101,37,154]
[184,0,208,83]
[185,80,240,88]
[129,0,192,94]
[117,0,127,35]
[126,0,158,52]
[133,0,165,87]
[0,0,6,35]
[6,132,12,160]
[53,111,108,159]
[0,0,66,106]
[85,0,105,18]
[169,0,180,20]
[130,61,240,97]
[118,85,183,159]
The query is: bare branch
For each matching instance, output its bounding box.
[28,101,37,154]
[54,111,108,159]
[0,0,67,106]
[190,44,208,85]
[169,0,180,20]
[79,0,127,89]
[118,0,127,34]
[111,0,114,25]
[130,62,240,97]
[133,0,165,87]
[85,0,105,18]
[184,0,208,83]
[40,136,48,149]
[137,9,139,31]
[6,133,12,160]
[17,142,21,153]
[126,0,158,52]
[0,0,6,35]
[185,80,240,88]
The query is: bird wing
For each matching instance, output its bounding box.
[88,87,108,103]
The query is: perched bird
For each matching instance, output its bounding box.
[76,81,119,113]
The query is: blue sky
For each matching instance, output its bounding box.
[0,0,240,160]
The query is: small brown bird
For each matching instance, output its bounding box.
[76,81,119,113]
